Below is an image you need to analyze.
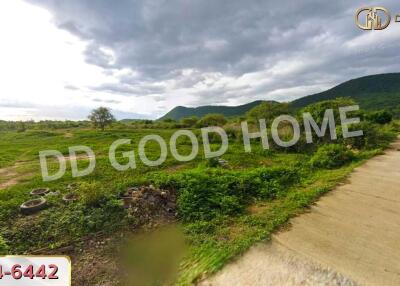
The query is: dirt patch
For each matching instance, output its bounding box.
[34,233,121,286]
[0,165,23,190]
[0,154,94,190]
[0,166,18,177]
[0,163,35,190]
[59,226,184,286]
[71,238,119,286]
[0,178,20,190]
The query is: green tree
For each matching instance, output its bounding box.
[198,114,227,127]
[310,144,355,169]
[247,102,290,122]
[162,118,176,123]
[299,98,359,144]
[366,110,392,125]
[300,97,357,125]
[16,121,26,133]
[181,116,198,127]
[88,107,115,131]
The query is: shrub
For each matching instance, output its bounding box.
[2,198,126,252]
[198,130,224,144]
[300,98,357,126]
[205,157,220,168]
[366,110,392,125]
[299,98,360,145]
[181,117,198,127]
[310,144,355,169]
[270,131,310,153]
[340,121,396,150]
[162,118,176,123]
[150,166,300,222]
[0,236,8,254]
[247,102,290,122]
[177,171,245,222]
[224,127,239,142]
[79,182,110,207]
[197,114,227,127]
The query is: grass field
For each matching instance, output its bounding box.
[0,111,398,285]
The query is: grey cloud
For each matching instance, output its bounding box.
[92,98,121,104]
[84,42,115,68]
[90,82,167,96]
[25,0,400,109]
[24,0,351,75]
[0,100,38,108]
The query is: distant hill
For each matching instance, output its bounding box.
[158,73,400,121]
[119,119,151,123]
[159,100,274,120]
[291,73,400,113]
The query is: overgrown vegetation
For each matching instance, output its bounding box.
[0,98,398,285]
[291,73,400,116]
[310,144,354,169]
[0,235,9,255]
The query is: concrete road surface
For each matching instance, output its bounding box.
[200,140,400,286]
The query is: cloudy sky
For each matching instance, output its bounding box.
[1,0,400,120]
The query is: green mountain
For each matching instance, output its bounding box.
[159,100,273,120]
[291,73,400,113]
[159,73,400,121]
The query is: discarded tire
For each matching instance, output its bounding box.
[30,188,50,196]
[20,198,47,215]
[62,193,79,202]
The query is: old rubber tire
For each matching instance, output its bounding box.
[62,193,79,202]
[20,198,47,215]
[30,188,50,196]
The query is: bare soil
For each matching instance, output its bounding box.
[0,155,94,190]
[0,164,25,190]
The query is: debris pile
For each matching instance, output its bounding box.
[121,185,177,226]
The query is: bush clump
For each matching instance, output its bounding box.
[79,182,110,207]
[205,157,221,168]
[149,166,300,223]
[197,114,227,127]
[310,144,355,169]
[366,110,392,125]
[340,121,397,150]
[177,170,246,222]
[0,236,9,254]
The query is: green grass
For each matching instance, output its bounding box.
[174,159,375,284]
[0,128,300,251]
[0,120,397,284]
